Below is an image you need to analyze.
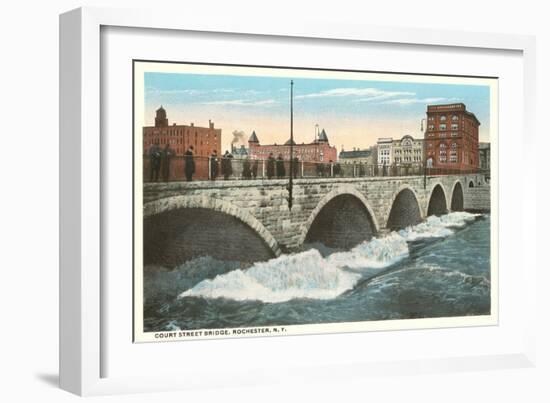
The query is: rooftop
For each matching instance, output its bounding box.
[339,149,372,158]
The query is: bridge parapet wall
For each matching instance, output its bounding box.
[143,174,484,252]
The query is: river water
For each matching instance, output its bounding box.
[143,212,491,332]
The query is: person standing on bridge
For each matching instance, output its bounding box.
[210,150,219,180]
[251,158,259,179]
[242,157,252,179]
[184,145,195,182]
[276,153,286,179]
[293,156,299,179]
[221,150,234,180]
[161,143,174,182]
[266,153,275,179]
[148,140,162,182]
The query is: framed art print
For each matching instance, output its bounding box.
[60,7,537,396]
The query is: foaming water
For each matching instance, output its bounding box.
[179,249,361,303]
[178,212,482,303]
[144,212,490,331]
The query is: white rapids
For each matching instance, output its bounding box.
[178,212,481,303]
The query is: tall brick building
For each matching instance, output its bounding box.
[247,128,337,162]
[143,106,221,157]
[424,103,480,171]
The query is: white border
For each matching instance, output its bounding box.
[59,6,536,396]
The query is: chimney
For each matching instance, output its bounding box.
[209,119,214,129]
[190,122,194,127]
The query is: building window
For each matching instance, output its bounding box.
[439,156,447,162]
[428,125,434,131]
[439,124,447,130]
[451,143,457,149]
[428,116,434,121]
[440,115,447,121]
[452,115,459,121]
[451,132,458,137]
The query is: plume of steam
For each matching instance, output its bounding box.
[231,130,246,146]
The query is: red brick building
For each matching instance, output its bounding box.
[143,106,221,156]
[247,128,337,162]
[143,106,221,180]
[424,103,480,171]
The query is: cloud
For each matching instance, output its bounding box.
[295,87,415,100]
[201,99,278,106]
[382,97,458,105]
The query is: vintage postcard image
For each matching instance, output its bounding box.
[133,61,497,342]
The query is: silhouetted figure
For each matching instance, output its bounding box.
[221,150,234,180]
[292,156,299,179]
[184,145,195,182]
[316,162,325,177]
[161,143,174,182]
[148,141,161,182]
[210,150,219,180]
[334,162,341,177]
[276,154,286,179]
[242,158,252,179]
[251,159,259,179]
[266,153,275,179]
[358,162,365,177]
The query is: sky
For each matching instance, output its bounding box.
[144,70,492,154]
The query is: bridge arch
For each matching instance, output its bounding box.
[299,186,379,249]
[143,195,281,266]
[386,185,423,230]
[450,180,464,211]
[427,183,448,216]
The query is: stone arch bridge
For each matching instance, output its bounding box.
[143,174,488,267]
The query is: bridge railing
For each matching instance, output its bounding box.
[143,155,482,182]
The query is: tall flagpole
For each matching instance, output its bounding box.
[288,80,294,210]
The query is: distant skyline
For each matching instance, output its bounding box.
[144,71,492,153]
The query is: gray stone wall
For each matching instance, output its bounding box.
[464,185,491,212]
[143,174,484,254]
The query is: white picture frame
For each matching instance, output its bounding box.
[59,6,537,396]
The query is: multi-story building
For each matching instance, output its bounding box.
[424,103,480,171]
[142,106,221,157]
[479,142,490,170]
[247,128,337,162]
[377,138,393,165]
[338,147,375,165]
[376,135,424,165]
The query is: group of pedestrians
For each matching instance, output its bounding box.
[241,158,259,179]
[264,153,299,179]
[148,144,312,182]
[148,141,175,182]
[208,150,235,181]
